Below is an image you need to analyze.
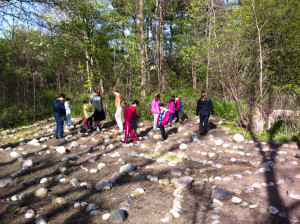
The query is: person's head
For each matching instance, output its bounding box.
[65,97,70,102]
[158,103,164,110]
[83,100,87,105]
[200,91,208,101]
[113,89,119,96]
[94,88,100,96]
[132,100,139,107]
[169,96,175,103]
[175,96,179,101]
[154,94,160,102]
[120,101,127,110]
[58,93,65,101]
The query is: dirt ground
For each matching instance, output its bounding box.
[0,116,299,224]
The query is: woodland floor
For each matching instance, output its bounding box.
[0,115,299,224]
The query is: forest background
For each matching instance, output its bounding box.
[0,0,299,142]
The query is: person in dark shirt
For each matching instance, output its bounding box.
[53,93,66,142]
[196,91,213,132]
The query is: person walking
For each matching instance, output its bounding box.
[53,93,66,142]
[151,94,161,130]
[196,91,213,134]
[89,88,104,131]
[121,101,138,144]
[157,103,169,141]
[168,96,176,124]
[113,89,124,132]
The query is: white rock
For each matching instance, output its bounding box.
[40,178,48,184]
[134,188,145,194]
[89,169,98,173]
[97,163,106,169]
[25,209,35,219]
[23,159,33,168]
[179,144,187,150]
[102,213,110,220]
[11,195,18,201]
[10,151,21,158]
[56,146,66,154]
[71,141,79,148]
[232,196,242,203]
[233,134,245,142]
[215,139,224,146]
[70,178,79,187]
[288,190,300,200]
[269,205,279,214]
[170,208,180,218]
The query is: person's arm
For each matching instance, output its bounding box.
[196,100,200,115]
[209,100,214,115]
[59,102,66,116]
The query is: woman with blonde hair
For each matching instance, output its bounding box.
[196,91,213,134]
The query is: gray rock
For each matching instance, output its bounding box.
[34,187,48,198]
[35,214,47,224]
[170,168,183,176]
[130,151,139,157]
[120,164,135,173]
[87,204,96,211]
[110,209,128,223]
[211,187,232,201]
[70,178,79,187]
[0,178,12,188]
[96,180,111,190]
[88,156,98,163]
[173,176,193,190]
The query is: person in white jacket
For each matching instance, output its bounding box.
[64,98,74,128]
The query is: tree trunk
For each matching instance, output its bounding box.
[159,0,164,91]
[192,62,197,89]
[155,0,160,90]
[139,0,146,98]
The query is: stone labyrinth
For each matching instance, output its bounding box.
[0,116,299,224]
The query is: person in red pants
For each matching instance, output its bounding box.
[120,101,138,144]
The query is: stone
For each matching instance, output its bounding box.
[89,210,100,216]
[19,193,27,200]
[40,178,48,184]
[81,202,88,207]
[74,202,81,209]
[134,188,145,194]
[96,180,111,190]
[149,176,158,182]
[233,134,245,142]
[89,169,98,173]
[0,178,12,188]
[173,176,193,190]
[25,209,35,219]
[170,168,183,176]
[211,187,232,201]
[58,166,67,173]
[269,206,279,215]
[34,187,48,198]
[232,196,242,203]
[53,197,65,205]
[287,190,300,200]
[120,164,135,173]
[70,141,79,149]
[130,151,139,156]
[10,151,22,159]
[35,214,47,224]
[97,163,106,169]
[87,204,96,211]
[56,146,66,154]
[88,156,98,163]
[110,209,128,223]
[11,195,18,201]
[179,144,187,150]
[160,178,170,185]
[170,208,180,218]
[70,178,79,187]
[5,204,21,213]
[102,213,110,220]
[215,139,224,146]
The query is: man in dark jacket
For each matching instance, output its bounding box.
[196,91,213,132]
[53,93,66,141]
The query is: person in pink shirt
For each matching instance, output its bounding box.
[151,94,161,130]
[168,96,176,124]
[121,101,137,144]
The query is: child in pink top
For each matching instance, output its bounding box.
[151,94,161,130]
[157,103,169,140]
[168,96,176,124]
[121,101,137,143]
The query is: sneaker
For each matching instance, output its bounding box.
[96,127,100,132]
[121,141,128,144]
[70,125,74,128]
[55,136,59,139]
[295,154,300,159]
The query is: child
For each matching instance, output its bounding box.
[83,101,94,132]
[175,96,184,123]
[130,100,139,137]
[168,96,176,124]
[64,98,74,128]
[121,101,138,143]
[157,103,169,141]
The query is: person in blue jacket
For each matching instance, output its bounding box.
[53,93,66,142]
[196,91,213,132]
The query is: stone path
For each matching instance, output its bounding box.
[0,116,299,224]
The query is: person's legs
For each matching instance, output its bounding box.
[160,125,167,140]
[199,113,204,126]
[123,122,129,143]
[67,114,72,126]
[169,113,175,123]
[129,124,137,142]
[57,118,64,138]
[175,111,179,122]
[153,113,158,130]
[115,107,123,131]
[203,113,210,131]
[132,120,137,136]
[54,117,59,138]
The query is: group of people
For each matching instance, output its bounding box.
[52,89,214,143]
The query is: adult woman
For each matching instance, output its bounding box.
[196,91,213,133]
[53,93,66,142]
[151,94,161,130]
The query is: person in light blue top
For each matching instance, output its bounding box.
[64,98,73,128]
